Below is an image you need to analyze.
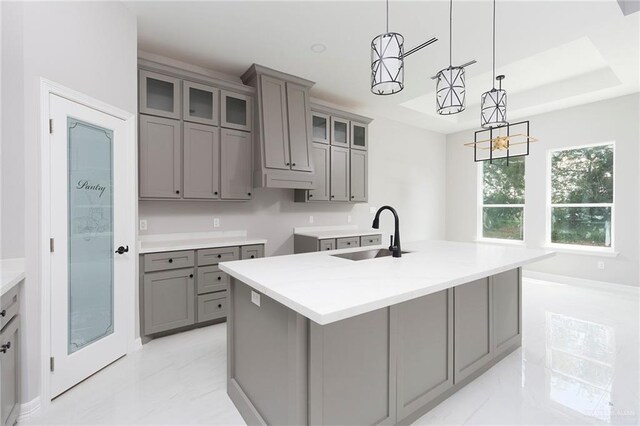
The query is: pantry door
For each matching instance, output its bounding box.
[49,94,131,397]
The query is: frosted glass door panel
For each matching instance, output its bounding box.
[221,91,252,132]
[67,118,114,354]
[312,113,329,144]
[331,117,349,146]
[183,81,219,126]
[190,88,213,119]
[226,97,246,125]
[147,78,175,113]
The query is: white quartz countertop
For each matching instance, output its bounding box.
[1,258,25,297]
[138,231,267,254]
[220,240,554,325]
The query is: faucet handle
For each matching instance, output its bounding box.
[389,235,394,251]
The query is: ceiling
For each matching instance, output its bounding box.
[125,0,639,134]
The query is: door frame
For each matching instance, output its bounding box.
[39,79,138,409]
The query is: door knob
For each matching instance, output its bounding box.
[0,342,11,354]
[115,245,129,255]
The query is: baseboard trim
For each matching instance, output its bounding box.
[18,396,41,422]
[129,337,143,353]
[523,271,639,295]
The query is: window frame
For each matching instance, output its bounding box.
[545,141,616,253]
[476,160,526,245]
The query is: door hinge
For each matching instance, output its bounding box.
[50,357,55,372]
[50,238,55,253]
[49,118,54,134]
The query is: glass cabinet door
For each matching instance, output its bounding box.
[139,70,181,119]
[183,81,219,126]
[350,121,368,151]
[221,90,252,132]
[331,117,349,146]
[311,112,330,144]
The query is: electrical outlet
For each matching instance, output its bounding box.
[251,291,261,307]
[348,215,352,223]
[213,218,220,228]
[369,206,376,214]
[309,215,314,224]
[139,219,147,231]
[597,261,605,270]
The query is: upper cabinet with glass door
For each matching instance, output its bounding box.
[221,90,252,132]
[183,80,219,126]
[139,70,181,119]
[331,117,349,147]
[312,112,330,144]
[350,121,368,151]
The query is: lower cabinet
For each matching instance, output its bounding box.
[1,284,21,426]
[140,244,264,337]
[143,268,196,335]
[293,233,382,254]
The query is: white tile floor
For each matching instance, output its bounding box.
[24,279,639,425]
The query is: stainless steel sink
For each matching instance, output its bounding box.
[331,248,410,261]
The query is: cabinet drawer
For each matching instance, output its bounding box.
[360,235,382,247]
[197,292,227,323]
[197,265,228,295]
[336,237,360,249]
[319,239,336,251]
[144,250,194,272]
[197,246,240,266]
[241,244,264,260]
[0,286,19,331]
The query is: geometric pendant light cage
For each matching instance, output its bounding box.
[480,74,508,128]
[371,0,437,95]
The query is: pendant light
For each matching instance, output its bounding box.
[480,0,508,128]
[434,0,473,115]
[371,0,438,96]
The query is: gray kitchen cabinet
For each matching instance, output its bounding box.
[396,289,453,422]
[197,265,228,295]
[143,268,196,335]
[257,74,289,170]
[360,235,382,247]
[350,150,367,202]
[220,128,252,200]
[336,236,359,249]
[286,82,313,172]
[1,285,20,426]
[183,122,220,199]
[140,244,264,338]
[241,245,264,260]
[350,121,368,151]
[307,143,330,201]
[183,80,219,126]
[319,239,335,251]
[139,70,181,119]
[221,90,252,132]
[492,269,521,357]
[331,116,349,147]
[241,64,316,189]
[139,115,182,199]
[453,278,493,384]
[311,112,330,144]
[197,292,228,323]
[330,146,349,201]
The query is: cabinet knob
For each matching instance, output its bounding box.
[0,310,5,317]
[175,190,180,194]
[168,258,173,263]
[251,255,255,258]
[217,254,222,259]
[292,163,296,166]
[331,195,335,198]
[217,276,222,281]
[218,304,222,309]
[189,274,194,278]
[286,162,290,166]
[214,191,218,195]
[347,242,351,245]
[248,192,251,196]
[351,195,355,199]
[309,194,313,198]
[0,342,10,354]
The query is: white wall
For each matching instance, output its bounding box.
[446,94,639,286]
[1,0,137,406]
[140,117,447,256]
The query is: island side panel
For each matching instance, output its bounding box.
[227,279,308,425]
[396,288,454,422]
[309,308,397,425]
[492,268,522,356]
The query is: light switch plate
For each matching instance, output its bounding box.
[309,215,314,224]
[597,261,605,270]
[369,206,376,214]
[347,215,352,223]
[251,291,261,307]
[214,218,220,228]
[139,220,147,231]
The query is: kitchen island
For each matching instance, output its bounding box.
[220,240,553,425]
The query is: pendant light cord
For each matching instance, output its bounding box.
[386,0,389,33]
[492,0,496,89]
[449,0,453,66]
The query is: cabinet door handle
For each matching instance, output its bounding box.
[248,192,251,196]
[285,162,290,166]
[292,163,296,167]
[168,258,173,263]
[347,242,351,245]
[351,195,355,199]
[0,342,10,354]
[0,310,5,317]
[217,304,222,309]
[175,190,180,194]
[217,254,222,259]
[217,276,222,281]
[331,195,335,199]
[189,274,193,278]
[251,255,255,258]
[214,191,218,195]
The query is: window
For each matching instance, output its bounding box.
[479,157,525,241]
[548,143,614,249]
